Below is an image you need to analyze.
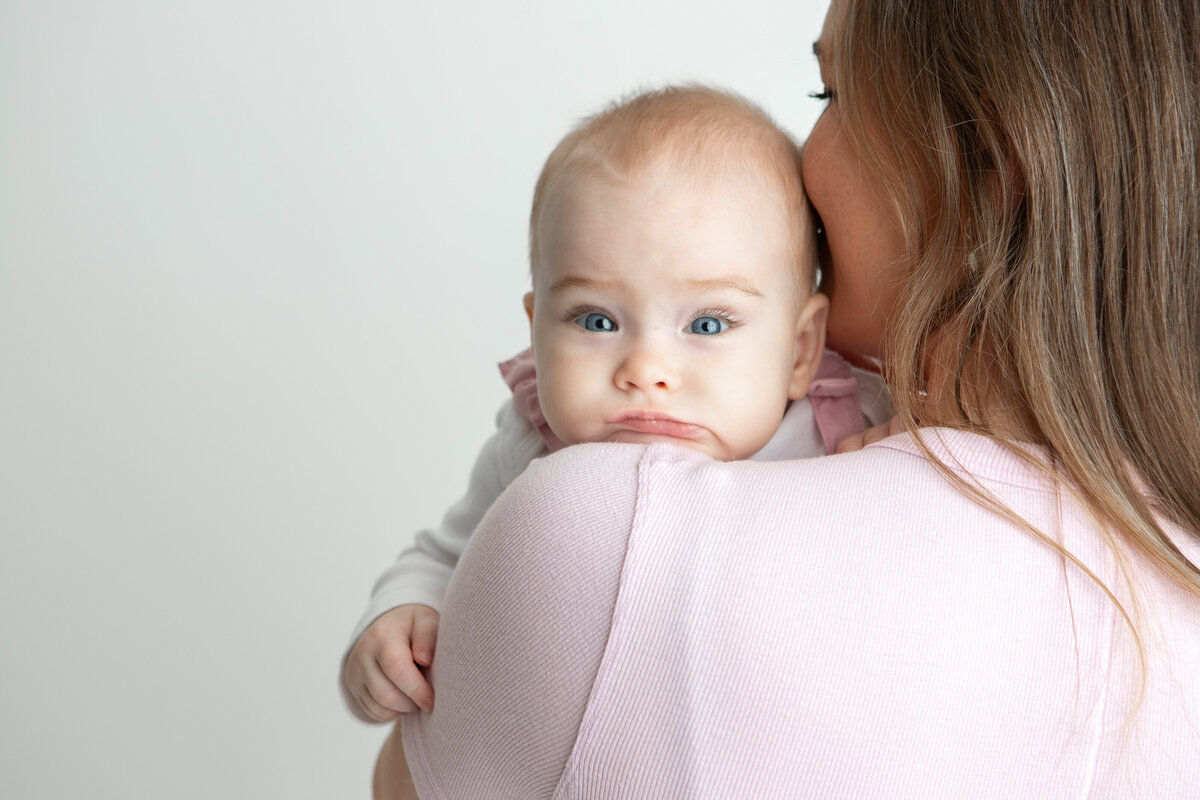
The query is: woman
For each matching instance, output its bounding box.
[377,0,1200,795]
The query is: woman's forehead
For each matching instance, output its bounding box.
[815,0,845,55]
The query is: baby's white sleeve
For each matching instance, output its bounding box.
[339,399,546,720]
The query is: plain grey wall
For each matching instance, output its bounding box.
[0,1,829,796]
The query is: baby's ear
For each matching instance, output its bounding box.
[523,292,535,327]
[789,293,829,399]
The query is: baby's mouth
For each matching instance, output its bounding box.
[609,411,704,438]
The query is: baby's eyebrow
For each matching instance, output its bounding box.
[548,275,617,294]
[688,277,765,298]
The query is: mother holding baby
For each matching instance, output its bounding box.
[375,0,1200,796]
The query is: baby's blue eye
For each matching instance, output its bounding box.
[690,316,730,335]
[575,312,617,332]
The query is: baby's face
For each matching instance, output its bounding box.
[526,167,826,461]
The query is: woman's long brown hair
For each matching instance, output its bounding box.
[827,0,1200,609]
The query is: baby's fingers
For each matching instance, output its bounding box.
[863,414,905,446]
[379,652,435,714]
[366,658,422,715]
[349,656,416,722]
[410,611,440,668]
[354,686,402,724]
[837,415,906,453]
[835,431,866,454]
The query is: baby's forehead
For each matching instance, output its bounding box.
[538,179,815,297]
[548,150,807,229]
[550,158,815,266]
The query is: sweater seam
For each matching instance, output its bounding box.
[870,440,1060,495]
[552,445,657,798]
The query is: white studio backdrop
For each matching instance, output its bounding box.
[0,1,829,797]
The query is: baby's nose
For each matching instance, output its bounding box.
[614,344,679,392]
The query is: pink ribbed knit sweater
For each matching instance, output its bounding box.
[402,431,1200,798]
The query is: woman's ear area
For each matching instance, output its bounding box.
[976,98,1027,219]
[788,292,830,399]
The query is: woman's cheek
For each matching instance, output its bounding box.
[825,270,882,359]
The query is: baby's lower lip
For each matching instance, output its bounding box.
[612,416,703,437]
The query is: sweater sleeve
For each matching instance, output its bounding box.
[400,443,646,798]
[339,399,546,723]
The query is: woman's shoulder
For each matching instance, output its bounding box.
[480,443,657,562]
[543,433,1192,797]
[501,429,1171,576]
[507,430,1048,521]
[511,441,656,500]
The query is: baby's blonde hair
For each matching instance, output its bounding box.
[529,85,814,288]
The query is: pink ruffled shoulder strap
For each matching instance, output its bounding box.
[498,349,565,453]
[807,350,867,455]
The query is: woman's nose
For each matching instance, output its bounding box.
[613,343,679,393]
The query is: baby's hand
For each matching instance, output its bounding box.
[345,604,439,720]
[836,414,905,454]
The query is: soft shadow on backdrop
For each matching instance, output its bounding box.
[0,1,827,797]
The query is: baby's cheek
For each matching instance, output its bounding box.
[732,416,784,460]
[729,379,792,457]
[536,364,589,445]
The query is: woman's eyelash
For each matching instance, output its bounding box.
[808,87,836,101]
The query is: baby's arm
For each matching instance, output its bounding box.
[341,399,547,723]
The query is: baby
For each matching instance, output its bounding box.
[341,85,892,721]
